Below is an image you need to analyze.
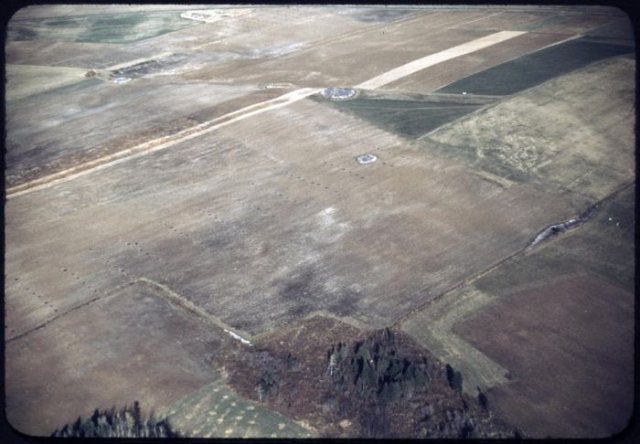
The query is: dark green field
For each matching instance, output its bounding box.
[437,38,633,96]
[314,93,495,140]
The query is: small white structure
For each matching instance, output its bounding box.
[112,77,131,84]
[223,328,251,345]
[356,153,378,165]
[321,87,357,100]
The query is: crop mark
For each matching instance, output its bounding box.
[469,170,516,189]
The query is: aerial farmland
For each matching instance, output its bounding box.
[4,4,635,439]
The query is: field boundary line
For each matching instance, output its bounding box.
[6,277,255,345]
[138,277,254,345]
[396,181,635,327]
[397,181,634,391]
[5,280,136,344]
[402,286,511,393]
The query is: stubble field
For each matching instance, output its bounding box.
[5,4,634,439]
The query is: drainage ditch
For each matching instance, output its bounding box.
[527,203,598,250]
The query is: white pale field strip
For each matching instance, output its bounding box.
[356,30,526,89]
[7,30,527,198]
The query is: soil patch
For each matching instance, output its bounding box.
[5,281,223,436]
[454,275,634,438]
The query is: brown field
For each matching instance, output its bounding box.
[5,4,634,439]
[5,39,161,69]
[4,64,90,101]
[5,280,224,435]
[523,12,616,34]
[402,185,634,438]
[454,275,634,438]
[5,79,280,187]
[4,96,580,339]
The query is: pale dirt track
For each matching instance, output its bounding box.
[7,30,527,199]
[356,30,526,89]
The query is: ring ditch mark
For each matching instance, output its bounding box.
[355,153,378,165]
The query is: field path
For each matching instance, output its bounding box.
[6,88,320,198]
[7,30,526,199]
[356,30,526,89]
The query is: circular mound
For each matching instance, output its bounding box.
[356,153,378,165]
[321,87,357,100]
